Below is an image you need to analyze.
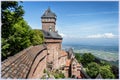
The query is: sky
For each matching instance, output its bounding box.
[20,1,119,46]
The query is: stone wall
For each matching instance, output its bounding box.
[1,45,47,79]
[45,38,62,69]
[58,50,68,68]
[28,49,47,78]
[42,22,55,32]
[71,59,81,78]
[46,42,61,69]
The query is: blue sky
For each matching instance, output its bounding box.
[20,1,119,46]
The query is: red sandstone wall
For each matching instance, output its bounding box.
[1,45,47,79]
[59,56,67,68]
[64,67,69,78]
[71,60,77,76]
[42,22,55,32]
[71,59,81,78]
[46,42,61,69]
[28,50,47,78]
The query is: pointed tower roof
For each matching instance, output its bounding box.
[41,7,56,18]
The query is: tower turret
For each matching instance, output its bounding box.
[41,8,56,32]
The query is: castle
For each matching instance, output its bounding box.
[1,8,87,79]
[41,8,83,78]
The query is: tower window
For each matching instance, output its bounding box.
[49,26,52,32]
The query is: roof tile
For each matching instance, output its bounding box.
[41,8,56,18]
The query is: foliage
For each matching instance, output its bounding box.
[71,75,76,78]
[31,29,44,45]
[100,65,115,79]
[42,69,50,79]
[54,72,65,79]
[111,65,119,78]
[75,53,116,79]
[41,75,46,79]
[1,1,44,61]
[53,70,65,79]
[2,1,24,38]
[1,1,24,60]
[75,53,82,63]
[43,69,47,73]
[86,62,100,78]
[100,60,111,66]
[81,53,95,67]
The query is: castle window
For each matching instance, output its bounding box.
[49,26,52,32]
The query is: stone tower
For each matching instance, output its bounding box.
[41,8,62,69]
[41,8,56,32]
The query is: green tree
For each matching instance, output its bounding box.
[2,1,24,38]
[31,29,44,45]
[75,53,82,63]
[1,1,24,60]
[8,19,32,53]
[1,1,44,61]
[100,65,115,79]
[100,60,111,66]
[86,62,100,78]
[81,53,95,66]
[2,18,33,60]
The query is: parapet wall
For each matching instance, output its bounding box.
[1,45,47,79]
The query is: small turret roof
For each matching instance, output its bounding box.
[41,8,56,18]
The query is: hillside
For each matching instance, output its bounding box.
[75,53,119,79]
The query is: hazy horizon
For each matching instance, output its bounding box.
[62,38,118,46]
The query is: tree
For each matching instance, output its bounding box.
[81,53,95,66]
[111,65,119,78]
[75,53,82,63]
[2,18,33,60]
[86,62,100,78]
[100,65,115,79]
[100,60,110,66]
[2,1,24,38]
[1,1,44,61]
[1,1,24,60]
[31,29,44,45]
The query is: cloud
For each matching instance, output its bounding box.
[59,33,66,37]
[59,33,81,39]
[87,33,117,38]
[60,32,118,40]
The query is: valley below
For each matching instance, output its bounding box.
[63,44,119,67]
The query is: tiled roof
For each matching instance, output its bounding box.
[1,45,47,79]
[66,59,71,67]
[41,8,56,19]
[41,30,62,39]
